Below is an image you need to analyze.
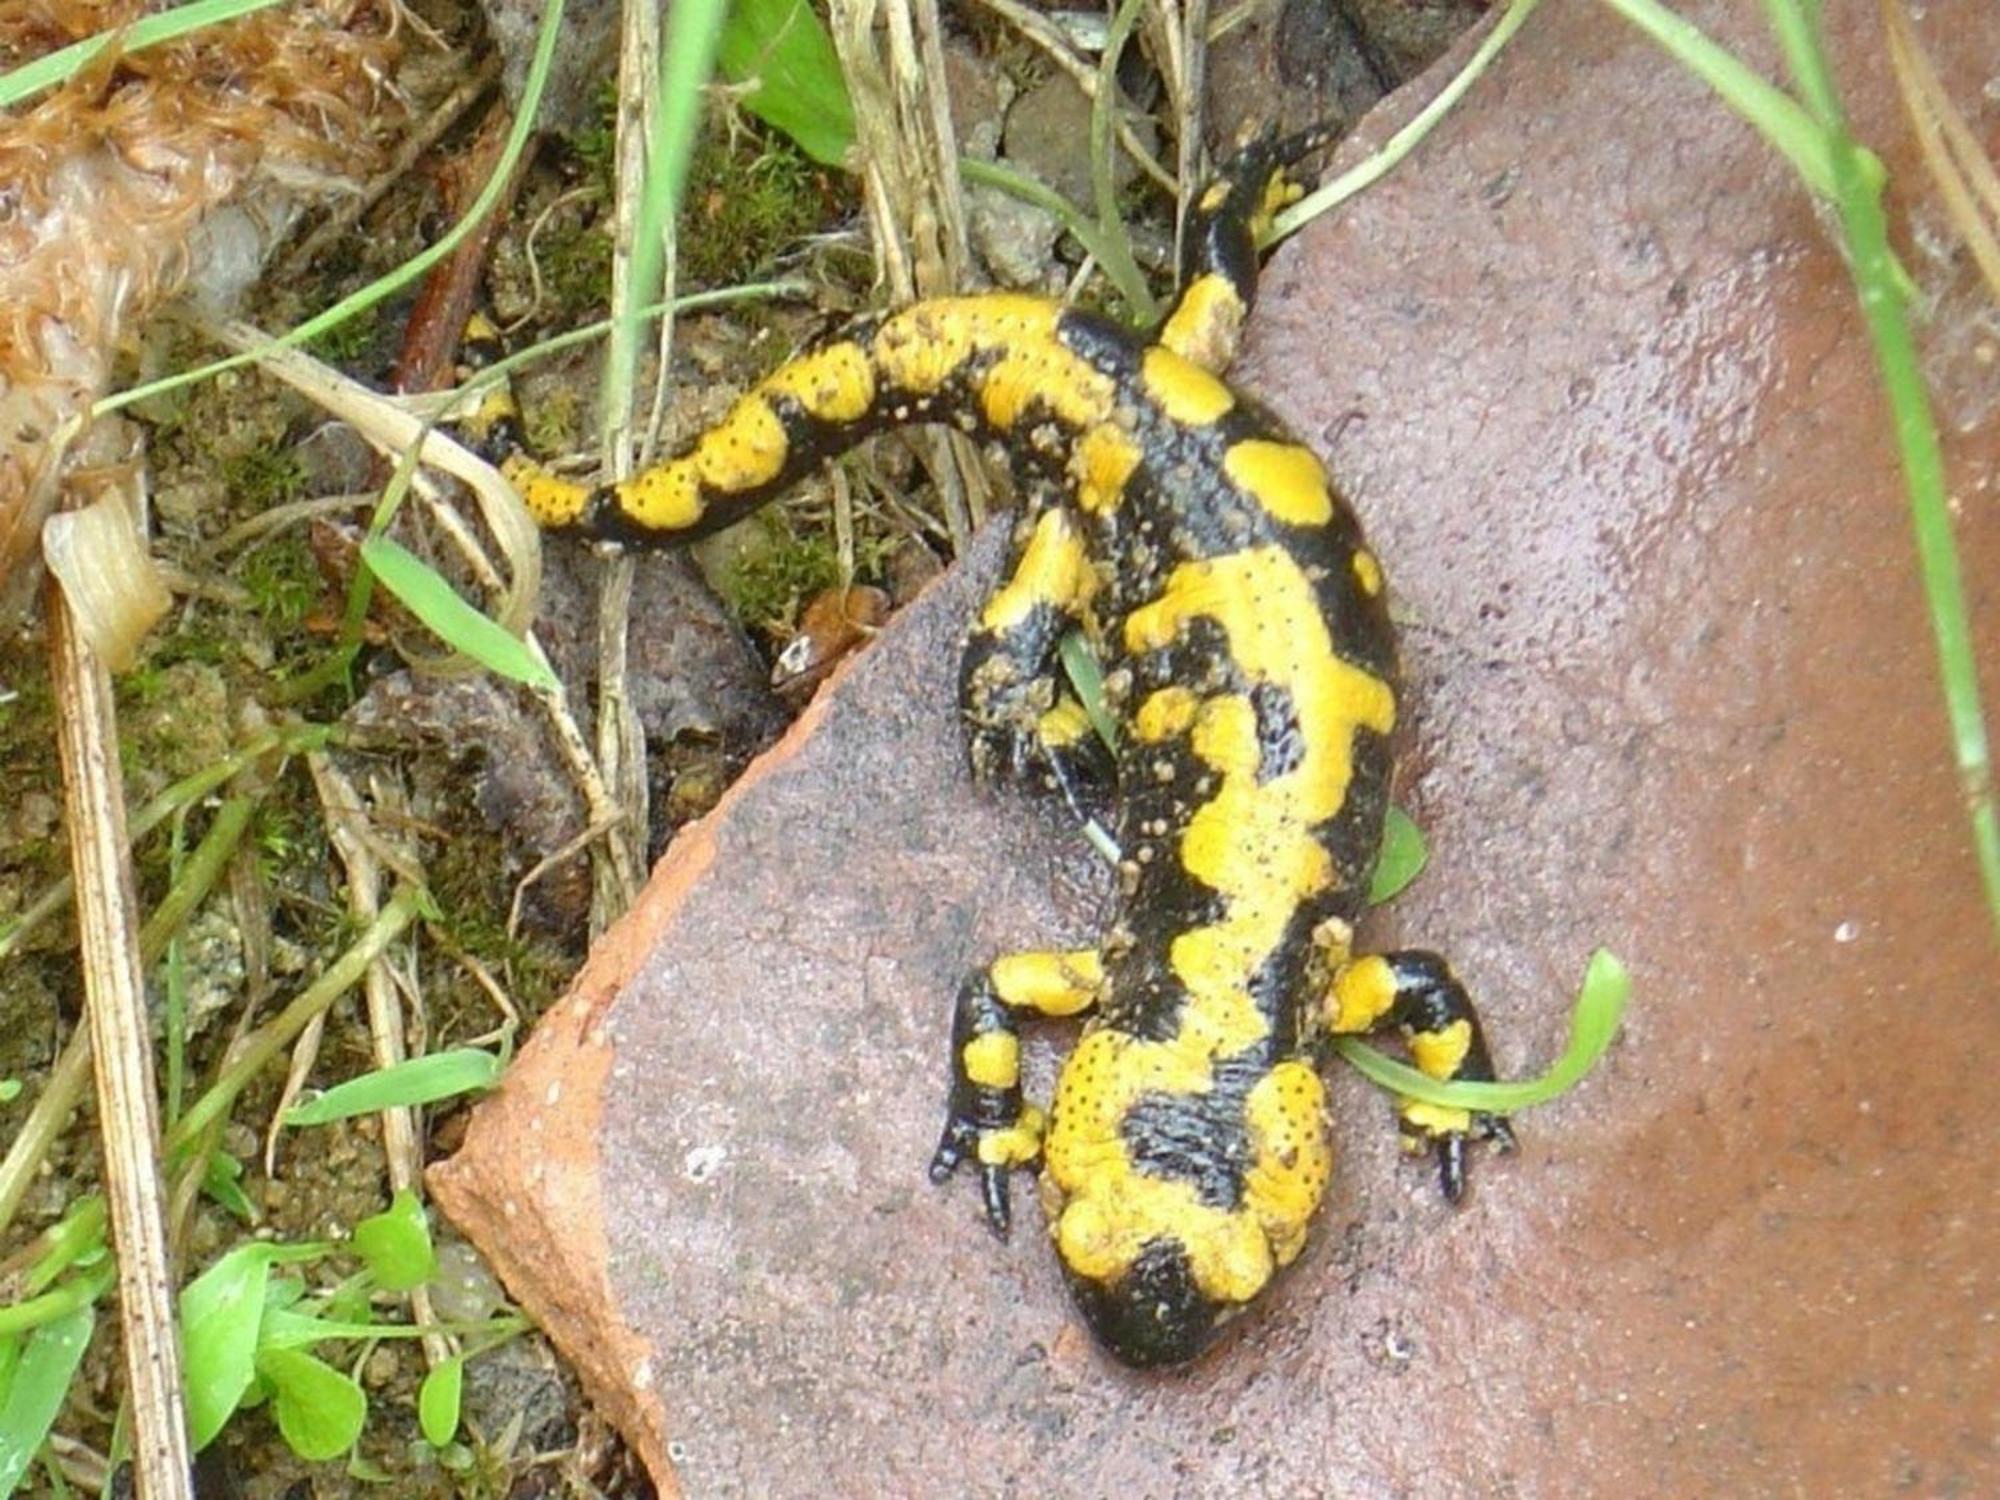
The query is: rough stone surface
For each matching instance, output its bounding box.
[431,2,2000,1495]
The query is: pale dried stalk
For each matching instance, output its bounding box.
[46,573,194,1498]
[1881,0,2000,298]
[200,318,636,911]
[574,0,673,929]
[306,753,452,1369]
[829,0,989,544]
[0,1029,92,1239]
[1161,0,1208,268]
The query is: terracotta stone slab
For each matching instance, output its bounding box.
[432,0,2000,1493]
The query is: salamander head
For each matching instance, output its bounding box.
[1061,1237,1245,1369]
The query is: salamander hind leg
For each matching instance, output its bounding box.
[1325,951,1516,1202]
[930,948,1103,1236]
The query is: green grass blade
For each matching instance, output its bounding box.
[358,538,558,692]
[612,0,729,426]
[0,0,284,110]
[284,1049,503,1127]
[1756,1,1999,937]
[1335,949,1630,1112]
[0,1304,95,1499]
[1057,631,1119,751]
[1595,0,1845,199]
[717,0,856,166]
[1279,0,1543,234]
[0,1266,113,1339]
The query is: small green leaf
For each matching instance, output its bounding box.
[417,1355,465,1448]
[284,1049,503,1127]
[1367,806,1429,904]
[352,1191,437,1293]
[0,1079,20,1103]
[358,538,558,691]
[1336,948,1631,1113]
[1057,631,1119,753]
[202,1151,256,1223]
[0,1305,94,1499]
[180,1243,328,1450]
[257,1346,367,1462]
[717,0,856,166]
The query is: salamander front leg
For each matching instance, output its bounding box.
[960,505,1112,817]
[1324,951,1516,1202]
[930,949,1103,1236]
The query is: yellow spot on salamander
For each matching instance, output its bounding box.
[762,342,876,423]
[979,509,1095,633]
[1223,440,1334,528]
[976,1104,1044,1167]
[465,383,520,440]
[1140,346,1235,426]
[1072,423,1142,516]
[1188,694,1262,778]
[991,950,1102,1017]
[1133,685,1200,742]
[873,296,1061,396]
[612,460,704,532]
[1109,547,1396,1126]
[962,1032,1020,1089]
[1408,1018,1474,1080]
[1252,170,1305,236]
[1330,954,1398,1033]
[693,395,788,492]
[503,454,592,528]
[1401,1099,1472,1139]
[1351,548,1383,598]
[1046,1028,1278,1302]
[1241,1062,1332,1267]
[1156,273,1247,374]
[1036,699,1093,750]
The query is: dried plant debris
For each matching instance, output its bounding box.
[0,0,400,620]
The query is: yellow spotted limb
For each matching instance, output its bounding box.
[1324,950,1516,1201]
[959,507,1115,815]
[928,948,1104,1235]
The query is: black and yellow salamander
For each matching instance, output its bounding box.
[499,128,1513,1368]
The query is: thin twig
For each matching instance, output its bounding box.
[306,753,453,1369]
[1880,0,2000,297]
[276,53,504,280]
[969,0,1177,192]
[164,889,424,1157]
[47,572,195,1497]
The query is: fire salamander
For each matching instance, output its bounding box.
[496,128,1513,1368]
